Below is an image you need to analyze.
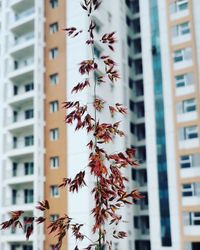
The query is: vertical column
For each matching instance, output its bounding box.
[44,0,67,249]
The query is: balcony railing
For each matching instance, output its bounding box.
[7,137,34,151]
[14,7,35,22]
[10,32,34,48]
[5,166,34,179]
[8,57,34,74]
[5,194,34,206]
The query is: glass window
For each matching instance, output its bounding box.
[50,0,58,8]
[182,183,193,197]
[50,73,58,85]
[180,155,192,168]
[50,128,59,141]
[50,156,59,168]
[49,47,58,59]
[24,189,34,203]
[174,49,183,62]
[50,101,58,112]
[24,135,34,146]
[172,22,190,37]
[12,162,18,177]
[50,185,59,197]
[185,126,198,139]
[173,48,192,63]
[175,72,193,88]
[94,45,101,58]
[170,0,188,14]
[24,162,34,175]
[50,214,59,221]
[183,99,196,112]
[25,109,34,119]
[25,83,34,92]
[50,22,58,34]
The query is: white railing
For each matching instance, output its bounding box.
[12,32,34,47]
[15,7,35,21]
[7,137,34,151]
[9,57,34,73]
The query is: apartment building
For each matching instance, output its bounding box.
[0,0,67,249]
[0,0,132,250]
[126,0,200,249]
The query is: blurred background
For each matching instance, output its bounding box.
[0,0,200,249]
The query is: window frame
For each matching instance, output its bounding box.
[50,185,59,198]
[50,0,58,8]
[49,73,58,85]
[49,47,58,59]
[49,22,58,34]
[50,156,59,168]
[50,128,59,141]
[50,100,59,113]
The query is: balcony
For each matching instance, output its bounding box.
[6,134,34,157]
[181,166,200,179]
[179,138,199,149]
[176,84,195,96]
[170,9,189,21]
[8,57,34,80]
[10,7,35,31]
[7,91,34,108]
[177,111,197,123]
[9,32,34,54]
[182,196,200,207]
[184,225,200,237]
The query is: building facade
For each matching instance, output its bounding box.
[0,0,131,250]
[127,0,200,249]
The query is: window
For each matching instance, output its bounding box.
[180,155,192,168]
[50,128,59,141]
[25,83,34,92]
[172,22,190,37]
[94,45,101,58]
[174,49,183,62]
[25,135,34,146]
[173,48,192,63]
[129,100,134,111]
[25,109,34,119]
[12,189,17,204]
[12,162,18,177]
[13,137,17,149]
[130,122,135,134]
[50,156,59,168]
[50,22,58,34]
[180,126,198,140]
[170,0,188,14]
[182,183,193,197]
[50,0,58,8]
[180,154,200,168]
[177,98,196,114]
[49,47,58,59]
[50,214,59,221]
[183,99,196,112]
[50,185,59,197]
[13,85,18,96]
[24,189,34,203]
[50,101,58,113]
[95,21,101,33]
[13,110,18,122]
[175,73,193,88]
[24,162,34,175]
[50,73,58,85]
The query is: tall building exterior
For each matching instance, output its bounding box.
[0,0,131,250]
[1,0,200,250]
[127,0,200,250]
